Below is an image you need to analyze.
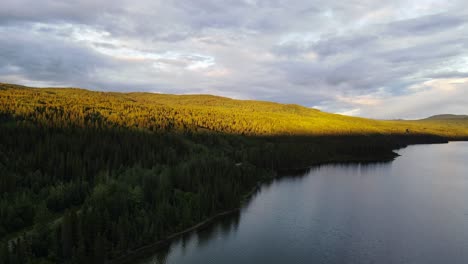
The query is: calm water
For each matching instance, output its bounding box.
[141,142,468,264]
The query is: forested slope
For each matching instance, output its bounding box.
[2,82,468,138]
[0,83,467,263]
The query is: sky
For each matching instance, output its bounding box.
[1,0,468,119]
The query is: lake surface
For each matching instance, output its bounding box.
[140,142,468,264]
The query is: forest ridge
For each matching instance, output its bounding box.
[1,82,468,138]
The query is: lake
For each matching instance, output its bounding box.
[140,142,468,264]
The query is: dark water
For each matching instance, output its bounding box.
[141,142,468,264]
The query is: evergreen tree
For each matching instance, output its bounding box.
[61,211,73,260]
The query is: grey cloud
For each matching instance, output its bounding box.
[0,0,125,25]
[0,34,102,84]
[313,34,378,57]
[270,11,468,100]
[386,13,468,36]
[0,25,127,90]
[427,71,468,79]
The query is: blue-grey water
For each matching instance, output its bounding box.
[141,142,468,264]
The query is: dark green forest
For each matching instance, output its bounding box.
[1,83,467,263]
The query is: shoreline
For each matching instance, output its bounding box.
[109,184,261,264]
[110,140,466,264]
[108,142,425,264]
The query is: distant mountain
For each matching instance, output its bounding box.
[425,114,468,120]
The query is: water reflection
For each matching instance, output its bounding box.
[144,211,241,264]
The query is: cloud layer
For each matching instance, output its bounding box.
[1,0,468,118]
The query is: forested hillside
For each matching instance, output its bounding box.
[2,83,468,138]
[1,83,467,263]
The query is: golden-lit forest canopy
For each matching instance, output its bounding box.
[0,82,467,264]
[2,83,467,138]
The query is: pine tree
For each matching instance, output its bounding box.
[61,211,73,259]
[93,234,106,264]
[0,242,10,264]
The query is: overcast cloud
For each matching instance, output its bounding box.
[1,0,468,118]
